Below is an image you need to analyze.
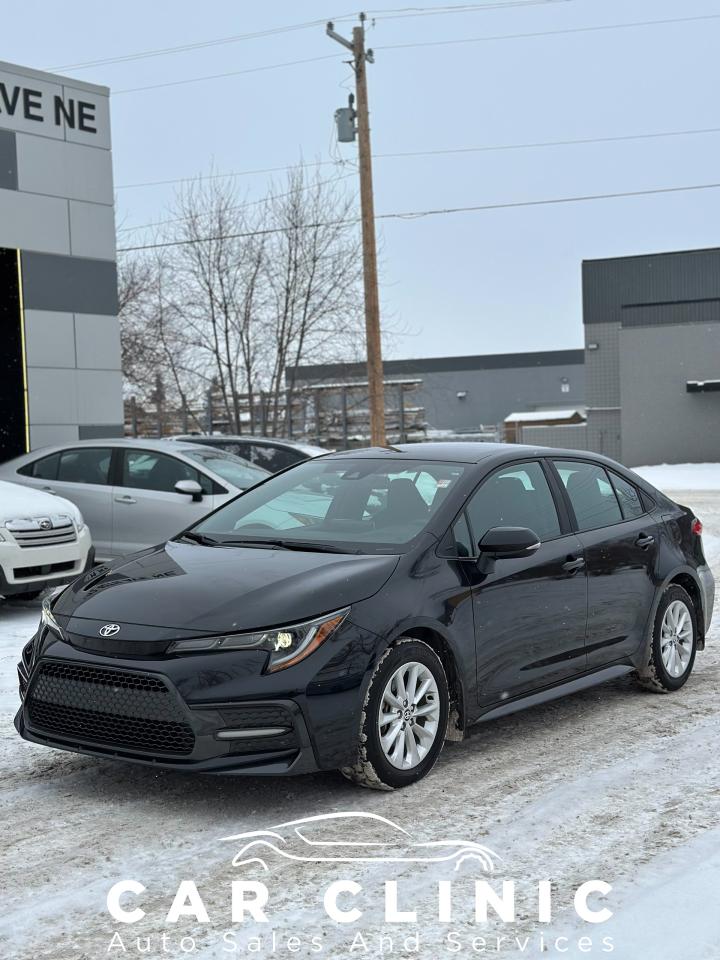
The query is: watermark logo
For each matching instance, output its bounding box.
[222,811,498,873]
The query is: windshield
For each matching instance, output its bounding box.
[194,458,467,552]
[182,448,269,489]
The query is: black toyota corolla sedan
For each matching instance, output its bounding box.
[16,443,714,789]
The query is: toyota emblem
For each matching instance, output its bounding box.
[99,623,121,638]
[39,519,52,530]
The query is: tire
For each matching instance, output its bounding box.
[636,584,698,693]
[341,638,449,790]
[4,590,44,602]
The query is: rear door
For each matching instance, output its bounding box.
[461,459,588,705]
[551,459,661,668]
[20,447,115,559]
[113,449,217,555]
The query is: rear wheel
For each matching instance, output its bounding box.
[636,585,697,693]
[341,639,449,790]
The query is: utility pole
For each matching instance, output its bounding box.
[327,13,386,446]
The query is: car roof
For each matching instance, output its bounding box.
[174,434,327,453]
[322,442,537,464]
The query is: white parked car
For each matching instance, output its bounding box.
[0,481,93,601]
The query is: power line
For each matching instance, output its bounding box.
[115,125,720,191]
[109,12,720,97]
[117,181,720,252]
[48,1,567,72]
[376,12,720,51]
[113,54,342,96]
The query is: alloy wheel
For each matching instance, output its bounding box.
[660,599,694,678]
[378,661,440,769]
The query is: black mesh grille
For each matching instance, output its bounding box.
[27,661,195,756]
[219,705,293,729]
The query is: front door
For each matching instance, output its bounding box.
[552,460,661,668]
[463,460,588,706]
[28,446,115,560]
[113,449,216,555]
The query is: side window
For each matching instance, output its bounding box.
[251,444,297,472]
[122,451,198,493]
[220,441,253,461]
[555,460,623,531]
[19,453,60,480]
[57,448,112,485]
[610,472,645,520]
[466,461,561,543]
[451,513,474,558]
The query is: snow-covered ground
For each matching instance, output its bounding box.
[1,466,719,960]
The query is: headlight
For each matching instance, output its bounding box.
[167,608,349,672]
[41,596,65,639]
[75,512,86,533]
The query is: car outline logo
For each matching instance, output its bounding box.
[99,623,121,638]
[221,812,499,873]
[39,518,52,530]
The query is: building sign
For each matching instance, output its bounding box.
[0,63,110,147]
[0,80,97,133]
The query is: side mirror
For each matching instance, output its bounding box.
[175,479,203,503]
[478,526,540,560]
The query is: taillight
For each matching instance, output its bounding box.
[691,518,703,536]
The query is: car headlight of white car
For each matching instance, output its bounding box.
[167,608,349,672]
[74,512,86,534]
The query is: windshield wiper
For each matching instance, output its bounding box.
[175,531,220,546]
[217,537,360,554]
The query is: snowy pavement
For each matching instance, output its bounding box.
[1,472,719,959]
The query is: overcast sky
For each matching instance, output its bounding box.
[4,0,720,359]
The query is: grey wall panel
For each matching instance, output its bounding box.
[79,423,124,439]
[0,189,70,254]
[30,424,79,448]
[27,368,78,425]
[76,370,123,424]
[69,199,116,260]
[585,409,622,462]
[584,322,621,408]
[74,313,121,370]
[62,84,112,150]
[520,423,589,449]
[584,248,720,325]
[21,251,118,315]
[24,310,75,368]
[621,299,720,328]
[620,324,720,466]
[16,133,113,204]
[0,128,17,189]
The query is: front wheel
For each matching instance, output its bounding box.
[341,639,449,790]
[636,584,698,693]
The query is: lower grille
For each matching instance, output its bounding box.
[219,704,298,755]
[27,661,195,756]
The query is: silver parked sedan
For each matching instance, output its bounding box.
[0,439,269,561]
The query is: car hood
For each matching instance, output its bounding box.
[55,540,399,633]
[0,480,81,523]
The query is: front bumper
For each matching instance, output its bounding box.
[15,618,381,775]
[0,529,93,596]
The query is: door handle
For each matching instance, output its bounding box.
[42,486,56,494]
[114,495,137,505]
[562,556,585,572]
[636,533,655,549]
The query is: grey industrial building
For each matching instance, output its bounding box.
[0,60,121,464]
[292,247,720,467]
[290,349,586,438]
[523,247,720,465]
